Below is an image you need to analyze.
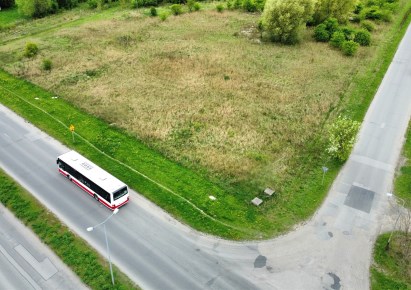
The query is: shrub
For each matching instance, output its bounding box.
[150,6,157,16]
[327,116,360,161]
[170,4,182,15]
[0,0,15,9]
[329,30,345,48]
[56,0,78,9]
[41,59,52,71]
[87,0,98,8]
[193,1,200,10]
[380,9,393,22]
[243,0,257,12]
[216,3,224,12]
[24,42,39,58]
[340,26,355,40]
[187,0,194,11]
[323,17,339,34]
[313,0,357,24]
[360,6,383,20]
[262,0,314,45]
[16,0,54,18]
[341,40,359,56]
[361,20,375,31]
[313,24,330,42]
[159,11,168,20]
[354,29,371,46]
[255,0,265,11]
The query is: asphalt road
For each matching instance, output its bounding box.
[0,23,410,290]
[0,203,86,290]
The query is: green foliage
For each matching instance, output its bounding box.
[313,0,357,24]
[131,0,157,8]
[242,0,257,12]
[360,6,384,20]
[327,116,360,161]
[87,0,98,8]
[340,26,355,40]
[170,3,182,15]
[354,29,371,46]
[150,6,157,16]
[56,0,78,9]
[187,0,194,11]
[341,40,359,56]
[0,0,15,9]
[313,23,330,42]
[329,30,345,48]
[262,0,314,44]
[216,3,224,12]
[193,1,200,10]
[361,19,376,31]
[41,58,52,70]
[159,11,168,20]
[323,17,339,34]
[24,42,39,58]
[16,0,54,18]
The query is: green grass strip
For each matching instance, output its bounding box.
[371,233,411,290]
[0,169,139,290]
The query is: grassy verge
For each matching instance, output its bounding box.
[0,169,138,290]
[0,6,26,30]
[371,233,411,290]
[394,124,411,206]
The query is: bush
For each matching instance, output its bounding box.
[313,24,330,42]
[16,0,54,18]
[313,0,357,24]
[87,0,98,8]
[159,11,168,20]
[170,4,182,15]
[0,0,15,9]
[56,0,78,9]
[216,3,224,12]
[340,26,355,40]
[193,1,200,10]
[329,30,345,48]
[187,0,194,11]
[360,6,383,20]
[262,0,314,45]
[361,20,375,31]
[323,17,339,34]
[41,59,52,71]
[243,0,257,12]
[24,42,39,58]
[150,6,157,16]
[327,116,360,161]
[341,40,359,56]
[354,29,371,46]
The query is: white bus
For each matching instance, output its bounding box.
[56,151,129,210]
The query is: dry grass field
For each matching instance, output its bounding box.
[0,5,376,189]
[2,1,409,238]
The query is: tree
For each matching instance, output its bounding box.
[313,0,356,24]
[262,0,313,44]
[326,116,360,162]
[16,0,53,18]
[0,0,15,9]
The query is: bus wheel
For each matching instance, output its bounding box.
[93,194,99,201]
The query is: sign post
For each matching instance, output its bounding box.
[70,124,75,142]
[322,166,329,184]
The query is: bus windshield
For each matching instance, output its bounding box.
[113,186,128,200]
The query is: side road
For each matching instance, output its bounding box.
[0,203,87,290]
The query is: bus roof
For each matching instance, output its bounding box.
[57,151,126,194]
